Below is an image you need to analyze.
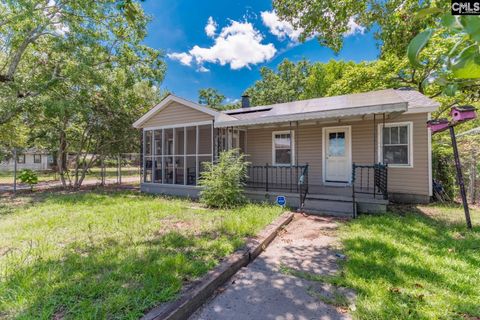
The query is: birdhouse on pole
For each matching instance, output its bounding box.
[426,118,450,133]
[426,105,477,230]
[450,105,476,123]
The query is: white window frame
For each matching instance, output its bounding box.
[272,130,295,166]
[377,121,413,168]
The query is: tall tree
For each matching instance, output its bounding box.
[272,0,443,55]
[198,88,226,110]
[245,59,310,106]
[245,58,405,105]
[0,0,164,125]
[0,0,166,188]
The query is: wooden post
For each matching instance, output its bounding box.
[13,148,17,195]
[117,154,122,185]
[449,125,472,229]
[265,163,269,192]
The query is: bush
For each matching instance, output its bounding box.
[199,149,249,208]
[432,143,456,199]
[18,169,39,191]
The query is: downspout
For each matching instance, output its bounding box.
[373,113,376,164]
[382,113,386,164]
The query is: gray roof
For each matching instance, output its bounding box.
[222,89,439,124]
[458,126,480,137]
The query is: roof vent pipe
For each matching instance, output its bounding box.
[241,94,250,108]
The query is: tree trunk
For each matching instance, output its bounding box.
[58,130,68,187]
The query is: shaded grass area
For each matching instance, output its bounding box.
[0,190,282,319]
[338,204,480,319]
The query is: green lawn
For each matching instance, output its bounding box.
[338,204,480,319]
[0,190,283,319]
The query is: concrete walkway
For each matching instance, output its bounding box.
[190,214,354,320]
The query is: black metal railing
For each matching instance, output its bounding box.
[246,163,309,207]
[352,163,388,218]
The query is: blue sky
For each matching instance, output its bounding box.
[141,0,381,102]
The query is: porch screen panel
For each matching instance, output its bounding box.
[153,156,162,183]
[186,126,196,154]
[144,124,213,186]
[164,129,174,156]
[186,156,196,185]
[164,156,174,184]
[144,131,153,182]
[153,130,162,183]
[198,125,212,155]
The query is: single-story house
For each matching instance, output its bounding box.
[0,148,54,171]
[133,88,439,215]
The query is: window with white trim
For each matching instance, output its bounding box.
[272,131,294,165]
[380,123,412,167]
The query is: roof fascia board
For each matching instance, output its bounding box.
[403,106,439,114]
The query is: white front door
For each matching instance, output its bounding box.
[323,126,351,183]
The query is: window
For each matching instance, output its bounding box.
[34,154,41,163]
[379,122,412,167]
[17,154,25,164]
[272,131,294,165]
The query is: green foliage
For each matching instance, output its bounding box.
[273,0,443,54]
[245,57,405,106]
[245,59,310,106]
[407,13,480,95]
[0,0,167,187]
[338,205,480,319]
[18,169,38,190]
[0,190,282,319]
[198,88,226,110]
[432,142,456,199]
[199,149,249,208]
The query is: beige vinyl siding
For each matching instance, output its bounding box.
[142,102,213,128]
[246,112,429,196]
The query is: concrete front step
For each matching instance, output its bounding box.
[302,198,354,217]
[303,197,388,216]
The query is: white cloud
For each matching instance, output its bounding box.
[344,17,365,36]
[205,16,217,37]
[197,65,210,72]
[170,19,276,71]
[167,52,193,66]
[261,10,303,42]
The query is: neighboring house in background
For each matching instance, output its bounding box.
[133,89,439,215]
[0,148,54,171]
